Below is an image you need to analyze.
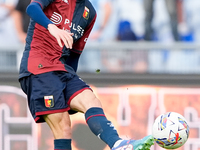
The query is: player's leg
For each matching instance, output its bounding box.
[43,111,72,150]
[70,89,122,149]
[19,72,73,150]
[70,89,154,150]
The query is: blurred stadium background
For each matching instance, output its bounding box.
[1,0,200,150]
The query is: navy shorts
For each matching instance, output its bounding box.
[19,71,91,123]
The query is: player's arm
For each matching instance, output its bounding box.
[26,0,73,49]
[26,1,52,29]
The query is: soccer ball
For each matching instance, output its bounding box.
[152,112,189,149]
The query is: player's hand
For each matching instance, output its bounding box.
[47,24,73,49]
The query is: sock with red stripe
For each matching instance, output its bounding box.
[85,107,121,148]
[54,139,71,150]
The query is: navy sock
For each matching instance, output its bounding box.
[85,107,121,148]
[54,139,71,150]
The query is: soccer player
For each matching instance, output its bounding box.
[18,0,154,149]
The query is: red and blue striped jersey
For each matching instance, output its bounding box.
[19,0,96,79]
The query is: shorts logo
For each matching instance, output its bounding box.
[44,95,54,108]
[83,6,89,19]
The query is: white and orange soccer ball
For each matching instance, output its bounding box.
[152,112,189,149]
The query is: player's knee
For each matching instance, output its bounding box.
[44,112,72,139]
[61,124,72,138]
[91,97,102,108]
[59,113,71,134]
[54,117,72,139]
[54,125,71,139]
[70,90,102,113]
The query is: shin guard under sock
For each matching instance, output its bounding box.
[85,107,121,148]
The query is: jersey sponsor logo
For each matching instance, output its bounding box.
[83,6,89,19]
[70,23,84,36]
[44,95,54,108]
[51,13,85,37]
[64,19,85,36]
[50,12,62,24]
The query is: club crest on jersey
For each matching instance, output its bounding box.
[83,6,89,19]
[44,95,54,108]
